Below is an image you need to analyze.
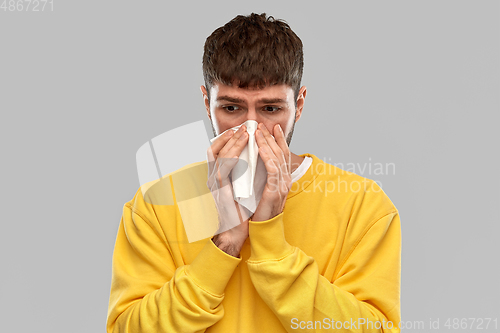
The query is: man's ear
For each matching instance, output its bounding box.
[295,86,307,122]
[200,85,211,120]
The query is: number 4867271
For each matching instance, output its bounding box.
[1,0,54,11]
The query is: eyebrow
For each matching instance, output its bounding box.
[259,98,287,104]
[216,96,245,104]
[216,96,287,104]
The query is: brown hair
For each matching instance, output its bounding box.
[203,13,304,104]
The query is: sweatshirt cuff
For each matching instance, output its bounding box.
[187,239,241,296]
[248,212,294,262]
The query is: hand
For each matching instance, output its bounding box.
[206,125,251,257]
[252,123,292,222]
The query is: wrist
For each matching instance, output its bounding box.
[251,209,280,222]
[212,234,245,258]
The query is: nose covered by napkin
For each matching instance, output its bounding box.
[209,120,268,214]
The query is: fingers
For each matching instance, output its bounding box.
[256,123,291,177]
[273,124,292,175]
[215,126,248,182]
[219,125,248,159]
[207,125,249,189]
[208,126,244,160]
[207,129,233,163]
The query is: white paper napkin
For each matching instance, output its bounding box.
[209,120,268,214]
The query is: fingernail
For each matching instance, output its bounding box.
[226,130,233,137]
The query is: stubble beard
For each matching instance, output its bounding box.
[285,118,295,146]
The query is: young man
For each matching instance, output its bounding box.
[107,13,401,332]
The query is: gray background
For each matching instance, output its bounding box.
[1,1,499,332]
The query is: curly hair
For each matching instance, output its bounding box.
[202,13,304,104]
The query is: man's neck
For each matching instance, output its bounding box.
[290,153,305,174]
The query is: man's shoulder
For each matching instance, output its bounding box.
[305,153,397,213]
[125,160,209,214]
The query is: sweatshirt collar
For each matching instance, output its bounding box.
[287,153,324,199]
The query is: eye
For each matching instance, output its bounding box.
[223,105,240,112]
[263,106,281,113]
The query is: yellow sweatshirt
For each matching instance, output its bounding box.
[107,153,401,332]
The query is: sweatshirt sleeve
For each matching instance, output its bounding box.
[246,211,401,333]
[106,204,241,333]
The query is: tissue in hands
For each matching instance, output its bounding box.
[209,120,268,215]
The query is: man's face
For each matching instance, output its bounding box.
[201,82,306,146]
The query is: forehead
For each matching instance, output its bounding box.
[210,82,293,102]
